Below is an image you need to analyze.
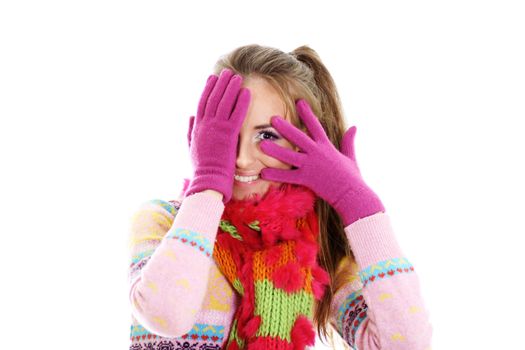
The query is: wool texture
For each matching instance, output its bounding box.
[212,183,330,350]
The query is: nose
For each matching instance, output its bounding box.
[235,138,257,170]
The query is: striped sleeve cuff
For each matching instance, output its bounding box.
[165,192,225,256]
[343,212,404,269]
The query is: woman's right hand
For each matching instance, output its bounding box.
[184,68,251,204]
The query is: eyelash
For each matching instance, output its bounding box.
[257,129,280,141]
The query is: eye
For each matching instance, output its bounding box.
[257,129,280,141]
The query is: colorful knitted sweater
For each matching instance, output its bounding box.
[128,184,433,349]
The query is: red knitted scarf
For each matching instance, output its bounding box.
[212,183,330,350]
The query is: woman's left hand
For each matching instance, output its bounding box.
[259,99,385,226]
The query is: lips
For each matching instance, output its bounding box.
[235,171,260,176]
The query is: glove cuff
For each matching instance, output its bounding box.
[185,175,233,204]
[331,185,385,226]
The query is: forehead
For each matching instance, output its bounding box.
[242,76,289,126]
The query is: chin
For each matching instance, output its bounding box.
[232,180,281,201]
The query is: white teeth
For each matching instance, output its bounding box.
[234,174,260,182]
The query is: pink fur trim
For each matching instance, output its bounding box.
[272,261,305,293]
[294,239,317,266]
[243,315,261,338]
[227,341,239,350]
[246,337,266,350]
[291,315,316,350]
[311,265,330,300]
[264,245,283,266]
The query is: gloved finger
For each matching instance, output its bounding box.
[340,126,357,163]
[260,167,303,185]
[230,88,251,126]
[270,115,316,152]
[205,68,234,119]
[260,140,306,167]
[197,75,218,123]
[216,74,243,120]
[187,116,195,148]
[295,99,329,143]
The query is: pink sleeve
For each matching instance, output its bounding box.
[129,192,224,338]
[329,212,433,349]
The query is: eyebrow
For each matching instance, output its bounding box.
[254,124,273,129]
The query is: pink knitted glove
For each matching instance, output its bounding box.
[259,99,384,226]
[184,68,251,203]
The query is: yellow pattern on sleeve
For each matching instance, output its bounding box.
[390,332,406,341]
[378,292,392,301]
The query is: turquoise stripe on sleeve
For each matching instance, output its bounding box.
[359,257,415,287]
[131,249,155,265]
[130,323,225,343]
[166,228,213,258]
[149,199,178,216]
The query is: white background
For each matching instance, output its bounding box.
[1,1,524,349]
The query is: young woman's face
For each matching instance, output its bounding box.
[232,75,297,201]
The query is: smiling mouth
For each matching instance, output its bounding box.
[234,174,260,183]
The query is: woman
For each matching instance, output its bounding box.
[128,44,433,350]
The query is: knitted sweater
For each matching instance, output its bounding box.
[128,191,433,350]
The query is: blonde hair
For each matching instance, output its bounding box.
[213,44,357,347]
